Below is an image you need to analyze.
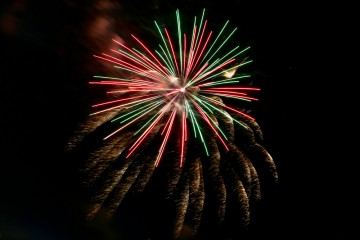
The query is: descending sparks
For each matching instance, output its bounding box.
[90,9,258,167]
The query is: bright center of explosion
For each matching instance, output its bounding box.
[180,87,185,93]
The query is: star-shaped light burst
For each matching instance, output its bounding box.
[89,9,259,168]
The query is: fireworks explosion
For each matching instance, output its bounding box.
[66,9,278,240]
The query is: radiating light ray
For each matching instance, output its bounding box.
[127,98,176,154]
[155,21,177,74]
[103,98,165,140]
[164,28,180,74]
[114,100,165,124]
[200,95,255,120]
[155,108,177,167]
[180,109,187,167]
[90,95,162,115]
[114,38,170,79]
[176,9,183,75]
[189,98,229,151]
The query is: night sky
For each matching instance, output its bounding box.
[0,0,351,239]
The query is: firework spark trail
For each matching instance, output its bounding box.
[213,105,254,198]
[185,156,205,236]
[65,109,120,152]
[226,143,252,196]
[163,145,184,199]
[85,153,136,221]
[247,143,278,186]
[86,123,163,220]
[235,114,264,143]
[233,119,278,186]
[173,171,190,239]
[104,154,149,219]
[128,151,158,197]
[203,134,227,226]
[220,155,250,227]
[247,159,262,204]
[83,131,135,187]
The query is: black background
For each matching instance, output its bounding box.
[0,0,352,239]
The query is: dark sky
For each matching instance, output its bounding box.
[0,0,352,239]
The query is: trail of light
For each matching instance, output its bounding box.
[101,52,139,71]
[191,30,212,74]
[200,20,229,64]
[113,38,170,80]
[166,89,181,96]
[193,9,206,62]
[198,97,248,129]
[194,59,251,85]
[93,76,127,80]
[180,109,187,167]
[190,94,228,141]
[96,52,162,83]
[127,98,176,156]
[185,100,209,155]
[190,98,229,151]
[112,65,164,83]
[215,47,242,69]
[103,97,166,140]
[185,22,197,80]
[117,100,165,124]
[191,94,213,114]
[107,88,169,94]
[164,28,180,74]
[155,21,177,74]
[182,33,187,81]
[200,95,255,120]
[102,51,167,82]
[215,47,251,71]
[188,59,235,86]
[155,49,176,76]
[187,62,209,85]
[186,59,223,87]
[89,81,148,88]
[204,27,237,64]
[90,96,161,116]
[93,75,156,86]
[130,48,171,81]
[155,108,177,167]
[110,100,163,122]
[176,10,183,75]
[197,80,239,87]
[91,94,156,108]
[93,54,142,75]
[161,101,179,135]
[191,58,221,81]
[198,76,250,86]
[133,101,168,136]
[126,87,175,92]
[104,51,149,74]
[185,100,197,138]
[201,90,258,101]
[117,48,169,83]
[188,19,208,73]
[204,87,260,91]
[187,19,208,78]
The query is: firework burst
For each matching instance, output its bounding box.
[66,8,278,240]
[89,8,257,166]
